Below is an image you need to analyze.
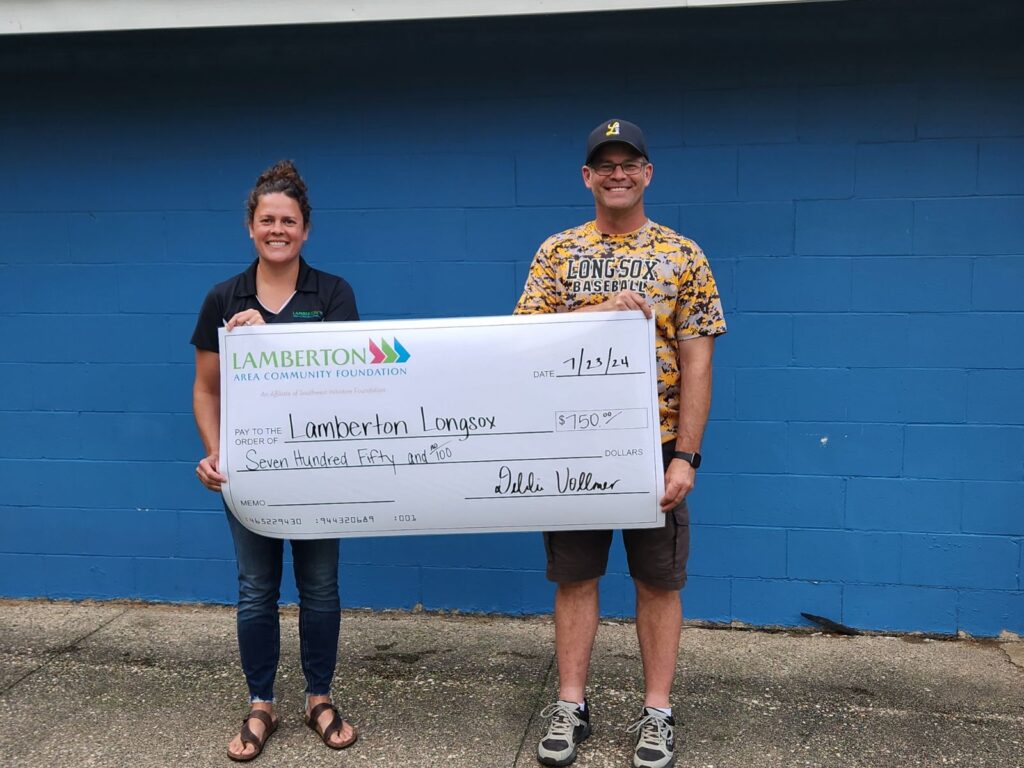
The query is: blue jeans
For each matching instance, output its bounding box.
[225,507,341,703]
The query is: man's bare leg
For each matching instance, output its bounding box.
[634,580,682,708]
[555,578,600,702]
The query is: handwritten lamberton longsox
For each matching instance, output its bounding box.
[514,119,727,768]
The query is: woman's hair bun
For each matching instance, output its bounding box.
[247,159,311,226]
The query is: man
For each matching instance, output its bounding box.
[515,119,726,768]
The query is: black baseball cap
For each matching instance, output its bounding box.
[585,119,649,165]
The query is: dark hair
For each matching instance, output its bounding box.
[246,160,311,227]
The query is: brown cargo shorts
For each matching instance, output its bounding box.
[542,442,691,591]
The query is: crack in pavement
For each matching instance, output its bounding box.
[0,605,132,697]
[512,649,557,767]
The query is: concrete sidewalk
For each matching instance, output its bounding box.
[0,601,1021,768]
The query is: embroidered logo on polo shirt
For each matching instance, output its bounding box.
[291,310,324,320]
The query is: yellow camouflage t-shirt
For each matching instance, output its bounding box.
[515,220,727,441]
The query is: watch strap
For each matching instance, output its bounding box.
[672,450,702,469]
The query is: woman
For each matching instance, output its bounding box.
[191,160,359,762]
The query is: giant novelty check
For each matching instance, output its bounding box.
[219,312,665,538]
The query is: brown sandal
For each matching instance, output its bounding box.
[305,701,358,750]
[227,709,278,762]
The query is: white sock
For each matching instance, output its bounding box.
[650,706,671,717]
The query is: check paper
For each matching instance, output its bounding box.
[219,312,665,538]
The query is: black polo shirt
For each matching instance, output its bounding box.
[191,257,359,353]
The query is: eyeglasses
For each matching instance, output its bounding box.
[589,160,647,176]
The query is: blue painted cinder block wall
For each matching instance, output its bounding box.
[1,0,1022,635]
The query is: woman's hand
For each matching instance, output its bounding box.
[197,451,227,492]
[226,310,265,331]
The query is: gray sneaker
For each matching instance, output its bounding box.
[537,700,591,766]
[626,707,675,768]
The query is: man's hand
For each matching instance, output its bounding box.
[659,458,695,512]
[594,290,653,319]
[197,451,227,492]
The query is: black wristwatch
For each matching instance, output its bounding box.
[672,451,702,469]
